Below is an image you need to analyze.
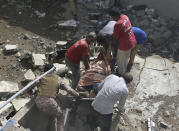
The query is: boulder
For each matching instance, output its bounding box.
[24,69,35,81]
[0,81,19,96]
[32,53,46,66]
[11,98,31,111]
[4,45,18,53]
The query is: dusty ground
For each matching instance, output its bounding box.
[0,0,179,131]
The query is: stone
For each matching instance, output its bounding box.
[4,45,18,53]
[23,34,31,40]
[164,111,170,117]
[56,41,67,48]
[135,108,143,114]
[15,52,21,58]
[0,81,19,95]
[0,101,13,120]
[34,10,46,18]
[11,98,31,111]
[53,63,66,71]
[24,69,35,81]
[160,121,169,129]
[90,20,98,25]
[58,19,77,29]
[32,53,46,66]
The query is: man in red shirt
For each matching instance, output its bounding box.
[65,32,96,89]
[110,10,136,76]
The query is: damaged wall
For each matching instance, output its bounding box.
[121,0,179,18]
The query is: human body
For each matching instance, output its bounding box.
[128,27,147,70]
[65,32,96,89]
[111,11,136,75]
[91,74,128,131]
[35,65,79,131]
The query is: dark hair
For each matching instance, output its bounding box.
[44,64,54,72]
[109,9,121,17]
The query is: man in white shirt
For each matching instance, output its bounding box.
[91,74,128,131]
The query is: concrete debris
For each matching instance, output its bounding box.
[23,34,31,40]
[34,10,46,18]
[11,98,31,111]
[135,108,143,114]
[160,121,169,129]
[53,63,66,71]
[32,53,46,66]
[0,81,19,95]
[56,41,67,48]
[24,69,35,81]
[4,45,18,53]
[15,52,21,58]
[58,19,78,29]
[0,101,13,120]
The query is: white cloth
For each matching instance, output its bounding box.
[99,21,116,36]
[116,49,131,75]
[92,74,128,115]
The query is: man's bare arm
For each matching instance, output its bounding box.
[59,77,79,97]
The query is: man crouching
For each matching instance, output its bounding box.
[35,64,79,131]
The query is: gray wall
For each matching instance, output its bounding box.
[120,0,179,18]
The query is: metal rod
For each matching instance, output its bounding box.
[0,67,56,110]
[63,108,70,127]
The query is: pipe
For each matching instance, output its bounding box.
[0,67,56,110]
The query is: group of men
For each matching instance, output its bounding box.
[34,9,147,131]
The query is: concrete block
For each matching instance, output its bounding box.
[53,63,66,71]
[11,98,31,111]
[0,81,19,95]
[32,53,46,66]
[0,101,14,120]
[4,45,18,53]
[24,70,35,81]
[56,41,67,48]
[58,19,77,29]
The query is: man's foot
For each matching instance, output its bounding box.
[122,73,133,83]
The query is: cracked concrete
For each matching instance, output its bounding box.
[121,55,179,130]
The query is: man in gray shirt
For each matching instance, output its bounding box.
[91,74,128,131]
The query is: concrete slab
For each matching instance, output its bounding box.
[11,98,31,111]
[58,19,77,29]
[56,41,67,48]
[32,54,46,66]
[4,44,18,53]
[130,55,145,86]
[24,70,35,81]
[53,63,66,71]
[145,55,167,70]
[124,55,179,130]
[0,81,19,95]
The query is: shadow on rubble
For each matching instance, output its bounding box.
[0,0,76,41]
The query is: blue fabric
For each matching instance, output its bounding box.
[132,27,147,44]
[0,119,16,131]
